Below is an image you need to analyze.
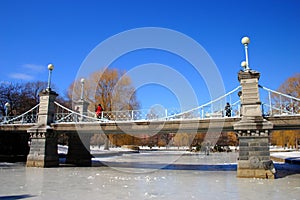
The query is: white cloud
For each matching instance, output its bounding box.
[22,64,46,73]
[7,63,46,81]
[9,73,34,81]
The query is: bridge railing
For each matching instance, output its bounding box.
[54,102,101,123]
[0,104,39,125]
[88,86,242,122]
[165,100,241,120]
[0,86,242,125]
[2,85,298,125]
[167,86,241,120]
[51,85,299,123]
[259,85,300,116]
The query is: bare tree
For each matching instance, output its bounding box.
[270,74,300,147]
[23,81,48,103]
[272,73,300,114]
[0,81,49,116]
[67,68,140,112]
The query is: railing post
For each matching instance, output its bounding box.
[131,110,134,121]
[279,95,282,115]
[268,91,272,116]
[165,109,168,120]
[291,99,294,114]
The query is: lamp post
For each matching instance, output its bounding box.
[47,64,54,91]
[241,36,250,71]
[80,78,85,100]
[4,102,10,121]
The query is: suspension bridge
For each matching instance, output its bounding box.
[0,78,299,179]
[0,36,300,179]
[0,84,299,131]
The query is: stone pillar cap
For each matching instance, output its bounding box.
[238,70,260,81]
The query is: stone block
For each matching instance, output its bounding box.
[238,160,251,169]
[260,142,269,146]
[237,169,255,178]
[248,146,269,151]
[239,151,249,157]
[239,146,249,151]
[239,142,249,146]
[249,142,259,146]
[237,168,275,179]
[239,156,249,160]
[261,156,270,161]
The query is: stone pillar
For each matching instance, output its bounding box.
[26,89,59,167]
[66,132,92,166]
[73,100,89,122]
[26,129,58,167]
[37,90,58,125]
[234,70,275,179]
[66,100,93,166]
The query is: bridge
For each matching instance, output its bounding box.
[1,85,299,132]
[0,37,300,179]
[0,79,299,176]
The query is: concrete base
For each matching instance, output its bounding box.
[26,127,59,167]
[235,135,276,179]
[66,132,92,166]
[237,168,275,179]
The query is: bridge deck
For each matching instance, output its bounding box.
[1,115,299,133]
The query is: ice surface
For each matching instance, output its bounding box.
[0,152,299,200]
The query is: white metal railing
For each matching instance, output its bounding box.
[87,86,242,122]
[54,101,101,123]
[259,85,300,116]
[3,85,298,125]
[0,104,39,125]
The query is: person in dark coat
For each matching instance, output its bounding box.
[225,102,231,117]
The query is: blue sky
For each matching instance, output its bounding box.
[0,0,299,110]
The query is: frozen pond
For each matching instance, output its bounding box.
[0,152,299,200]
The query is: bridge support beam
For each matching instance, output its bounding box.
[66,132,92,166]
[234,70,275,179]
[26,89,59,167]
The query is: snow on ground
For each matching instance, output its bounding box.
[271,151,300,159]
[58,145,191,155]
[271,151,300,165]
[270,146,300,164]
[58,145,300,165]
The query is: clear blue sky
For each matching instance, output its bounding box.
[0,0,299,110]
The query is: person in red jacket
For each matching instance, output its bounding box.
[95,104,103,118]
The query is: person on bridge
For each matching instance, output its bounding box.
[225,102,231,117]
[95,104,103,118]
